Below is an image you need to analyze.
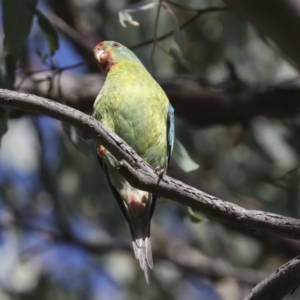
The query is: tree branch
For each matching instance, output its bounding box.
[130,6,228,50]
[2,88,300,243]
[3,88,300,298]
[118,159,300,239]
[16,73,300,126]
[160,77,300,126]
[243,255,300,300]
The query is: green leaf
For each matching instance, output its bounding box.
[2,0,37,89]
[118,3,159,28]
[187,207,207,223]
[62,123,96,161]
[0,55,12,145]
[118,10,140,28]
[174,19,184,54]
[0,54,17,90]
[172,138,199,172]
[35,9,59,54]
[3,0,38,56]
[1,0,37,144]
[252,117,298,177]
[162,4,184,54]
[57,81,95,160]
[0,107,11,146]
[126,2,158,13]
[169,47,192,70]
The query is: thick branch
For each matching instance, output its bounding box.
[160,77,300,125]
[16,73,300,126]
[118,160,300,240]
[2,88,300,243]
[243,255,300,300]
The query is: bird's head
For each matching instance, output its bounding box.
[94,41,142,72]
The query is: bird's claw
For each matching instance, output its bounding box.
[97,145,107,157]
[155,166,165,179]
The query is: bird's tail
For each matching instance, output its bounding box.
[131,234,153,284]
[128,193,155,284]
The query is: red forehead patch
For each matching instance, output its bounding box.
[94,42,104,52]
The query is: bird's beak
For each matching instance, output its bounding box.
[95,50,108,65]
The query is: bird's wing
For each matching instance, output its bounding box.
[150,103,174,219]
[167,104,175,167]
[97,155,129,222]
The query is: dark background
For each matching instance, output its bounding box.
[0,0,300,299]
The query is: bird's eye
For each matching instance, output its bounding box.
[113,42,120,48]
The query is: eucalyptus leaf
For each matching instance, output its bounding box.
[252,117,298,177]
[2,0,37,89]
[187,207,207,223]
[3,0,38,56]
[1,54,17,89]
[174,19,184,54]
[162,4,184,54]
[118,11,139,28]
[126,2,158,13]
[62,123,96,161]
[172,138,199,172]
[169,47,191,70]
[0,108,10,146]
[35,9,59,54]
[58,81,95,160]
[0,55,12,144]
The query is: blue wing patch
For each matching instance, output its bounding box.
[167,104,175,166]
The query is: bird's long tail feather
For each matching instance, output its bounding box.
[128,193,154,284]
[131,234,153,284]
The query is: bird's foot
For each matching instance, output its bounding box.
[97,145,107,157]
[155,166,165,179]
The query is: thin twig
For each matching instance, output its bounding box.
[149,0,163,72]
[18,60,89,76]
[131,6,228,50]
[165,0,228,13]
[17,6,227,75]
[51,15,95,52]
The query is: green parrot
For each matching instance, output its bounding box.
[93,41,174,283]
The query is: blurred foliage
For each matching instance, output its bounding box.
[0,0,299,299]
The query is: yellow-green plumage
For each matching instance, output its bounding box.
[94,62,168,168]
[93,41,173,284]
